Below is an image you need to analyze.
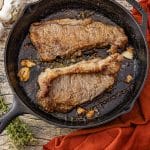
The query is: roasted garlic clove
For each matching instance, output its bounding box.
[77,107,86,115]
[125,75,133,83]
[20,59,36,68]
[122,47,134,60]
[18,67,30,82]
[86,110,95,119]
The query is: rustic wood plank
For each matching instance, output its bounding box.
[0,1,133,149]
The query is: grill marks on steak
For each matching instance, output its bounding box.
[30,18,128,62]
[37,54,123,113]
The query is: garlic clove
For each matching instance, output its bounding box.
[77,107,86,115]
[86,110,95,119]
[18,67,30,82]
[20,59,36,68]
[122,47,134,60]
[125,75,133,83]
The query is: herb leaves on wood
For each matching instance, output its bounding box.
[0,97,35,148]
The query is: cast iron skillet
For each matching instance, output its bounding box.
[0,0,149,133]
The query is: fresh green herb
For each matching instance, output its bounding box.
[0,97,8,113]
[0,96,35,149]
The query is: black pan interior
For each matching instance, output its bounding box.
[5,0,148,128]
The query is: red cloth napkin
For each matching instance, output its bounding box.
[44,1,150,149]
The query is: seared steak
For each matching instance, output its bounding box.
[30,18,128,61]
[37,54,123,113]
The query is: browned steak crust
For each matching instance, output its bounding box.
[30,18,128,61]
[37,54,123,113]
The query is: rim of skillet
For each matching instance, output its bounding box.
[4,0,149,129]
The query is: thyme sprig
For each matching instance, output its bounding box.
[0,96,35,149]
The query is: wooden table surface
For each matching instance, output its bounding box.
[0,0,132,149]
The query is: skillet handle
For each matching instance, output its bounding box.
[0,96,26,134]
[126,0,148,37]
